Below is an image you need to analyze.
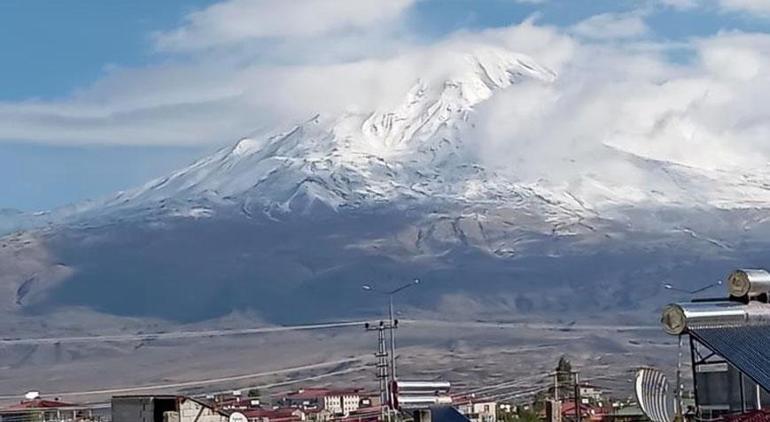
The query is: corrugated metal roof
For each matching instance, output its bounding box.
[690,326,770,392]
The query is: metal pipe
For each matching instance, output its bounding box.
[676,335,683,420]
[389,296,396,382]
[740,372,746,413]
[690,336,700,418]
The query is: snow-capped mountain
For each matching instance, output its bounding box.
[3,46,770,325]
[52,45,770,236]
[92,48,559,219]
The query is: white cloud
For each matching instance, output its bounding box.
[571,12,650,40]
[720,0,770,14]
[659,0,770,15]
[154,0,416,52]
[658,0,701,9]
[1,0,770,202]
[0,10,577,147]
[467,29,770,191]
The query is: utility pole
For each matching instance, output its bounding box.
[554,372,559,401]
[366,320,396,422]
[548,373,563,422]
[362,278,420,412]
[574,372,581,422]
[388,296,397,382]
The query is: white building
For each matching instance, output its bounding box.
[177,398,229,422]
[283,389,364,416]
[457,400,497,422]
[322,391,360,415]
[579,384,604,403]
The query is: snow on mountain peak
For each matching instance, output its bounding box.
[359,48,557,152]
[448,47,557,99]
[231,138,264,156]
[40,44,770,235]
[98,48,557,213]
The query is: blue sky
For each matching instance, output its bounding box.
[1,0,769,210]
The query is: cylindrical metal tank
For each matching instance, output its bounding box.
[395,381,452,391]
[396,395,453,409]
[727,269,770,298]
[661,301,770,335]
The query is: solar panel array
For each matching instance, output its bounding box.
[690,326,770,393]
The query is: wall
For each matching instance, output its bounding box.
[112,397,157,422]
[322,395,359,415]
[178,399,228,422]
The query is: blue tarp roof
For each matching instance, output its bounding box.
[428,406,471,421]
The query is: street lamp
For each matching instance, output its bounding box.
[662,280,722,295]
[362,279,420,382]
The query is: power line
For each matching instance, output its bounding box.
[459,372,553,396]
[0,356,369,400]
[201,365,371,397]
[0,321,369,346]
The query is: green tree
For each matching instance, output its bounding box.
[533,390,549,413]
[513,408,542,422]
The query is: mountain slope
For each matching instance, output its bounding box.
[3,46,770,325]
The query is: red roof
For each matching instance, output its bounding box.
[4,399,77,410]
[242,408,303,421]
[285,388,362,400]
[339,406,381,421]
[723,409,770,422]
[560,401,598,417]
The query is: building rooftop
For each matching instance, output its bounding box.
[242,407,304,420]
[3,399,77,411]
[285,388,363,400]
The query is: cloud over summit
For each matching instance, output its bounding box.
[1,0,769,193]
[153,0,417,52]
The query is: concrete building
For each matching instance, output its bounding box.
[282,389,365,416]
[579,384,604,404]
[323,391,361,416]
[112,396,229,422]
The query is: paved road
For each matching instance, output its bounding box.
[0,319,658,346]
[404,319,659,332]
[0,356,368,400]
[202,365,370,397]
[0,321,368,346]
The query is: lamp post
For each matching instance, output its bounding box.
[362,279,420,383]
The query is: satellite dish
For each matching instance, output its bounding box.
[229,412,247,422]
[634,368,675,422]
[24,391,40,400]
